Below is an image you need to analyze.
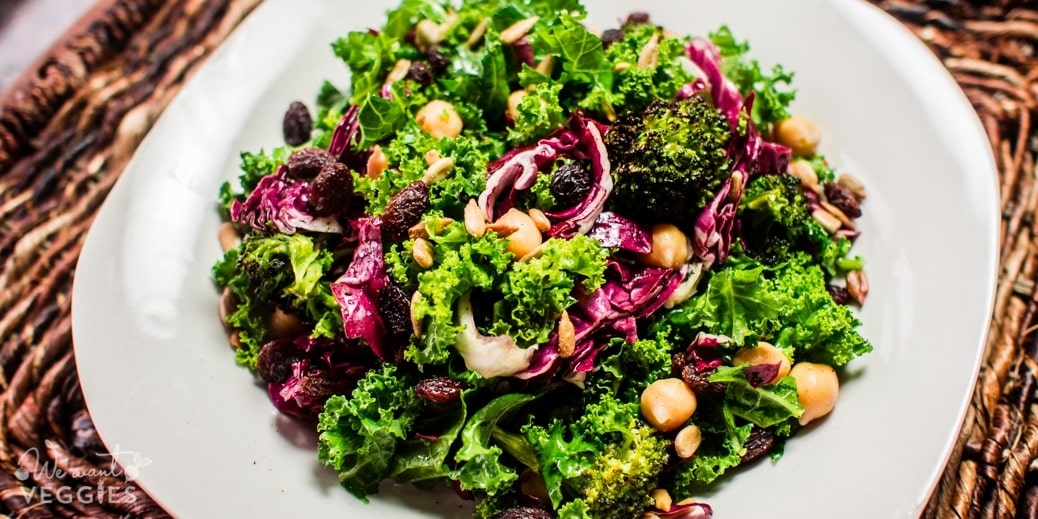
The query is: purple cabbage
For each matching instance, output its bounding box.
[692,176,740,270]
[328,104,362,166]
[230,168,343,234]
[477,114,612,238]
[265,336,373,421]
[587,211,652,254]
[686,332,730,371]
[675,78,707,101]
[656,501,714,519]
[545,117,614,238]
[512,36,535,68]
[685,39,745,128]
[478,131,578,220]
[686,39,791,177]
[518,261,685,380]
[330,218,391,361]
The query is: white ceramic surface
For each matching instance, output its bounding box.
[71,0,999,517]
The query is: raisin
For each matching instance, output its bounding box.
[625,12,651,25]
[414,377,467,405]
[285,147,334,179]
[427,49,450,73]
[741,427,776,463]
[256,339,302,384]
[282,101,313,146]
[379,284,412,340]
[680,364,726,397]
[550,162,592,209]
[601,29,624,48]
[381,181,430,242]
[826,284,851,305]
[824,182,862,218]
[310,161,354,217]
[298,369,353,400]
[409,60,434,85]
[493,507,554,519]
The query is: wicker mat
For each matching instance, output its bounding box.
[0,0,1034,517]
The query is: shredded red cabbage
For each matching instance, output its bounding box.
[587,211,652,254]
[230,167,343,234]
[266,337,372,421]
[328,104,362,166]
[656,501,714,519]
[330,218,390,361]
[518,261,685,380]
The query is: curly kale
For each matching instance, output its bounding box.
[521,393,670,519]
[212,233,341,369]
[739,174,863,277]
[605,96,733,224]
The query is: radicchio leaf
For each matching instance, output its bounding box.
[587,211,652,254]
[330,218,390,360]
[230,168,342,234]
[328,104,362,166]
[656,501,714,519]
[518,261,684,380]
[265,336,374,420]
[692,177,739,270]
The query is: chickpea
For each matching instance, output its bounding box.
[416,100,463,139]
[774,115,821,157]
[366,145,388,179]
[733,341,792,383]
[674,424,703,459]
[788,159,818,190]
[493,208,543,258]
[640,378,697,432]
[636,223,690,269]
[789,362,840,425]
[507,90,527,121]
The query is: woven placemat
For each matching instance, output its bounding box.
[0,0,1034,517]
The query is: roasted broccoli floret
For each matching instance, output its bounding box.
[605,96,733,224]
[522,393,670,519]
[739,174,864,277]
[738,174,827,264]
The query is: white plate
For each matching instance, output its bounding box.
[72,0,999,517]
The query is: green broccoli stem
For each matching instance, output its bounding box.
[836,256,865,273]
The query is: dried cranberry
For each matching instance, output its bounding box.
[826,284,851,305]
[379,284,412,340]
[414,377,467,405]
[310,161,354,217]
[257,339,302,384]
[286,147,334,179]
[601,29,624,48]
[741,427,776,463]
[550,161,592,209]
[408,61,434,85]
[824,182,862,218]
[493,507,554,519]
[381,181,430,242]
[282,101,313,146]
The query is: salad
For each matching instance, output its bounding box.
[212,1,872,517]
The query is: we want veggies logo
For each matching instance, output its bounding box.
[14,440,151,506]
